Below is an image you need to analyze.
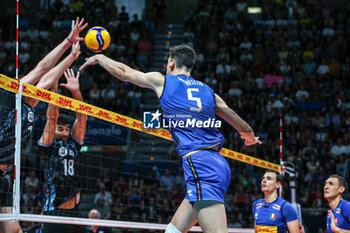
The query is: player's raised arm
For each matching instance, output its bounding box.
[61,69,87,144]
[21,17,87,86]
[26,42,81,108]
[215,93,261,146]
[79,54,165,97]
[39,83,59,146]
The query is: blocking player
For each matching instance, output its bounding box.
[252,170,303,233]
[80,44,261,233]
[0,17,87,233]
[38,69,87,233]
[324,175,350,233]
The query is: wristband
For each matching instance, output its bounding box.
[66,38,73,44]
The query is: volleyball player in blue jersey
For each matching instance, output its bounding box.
[324,175,350,233]
[80,44,261,233]
[0,17,87,233]
[253,170,304,233]
[38,69,87,233]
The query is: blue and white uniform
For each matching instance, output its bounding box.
[159,74,230,203]
[0,90,34,163]
[38,137,82,212]
[327,200,350,233]
[252,197,298,233]
[0,89,34,206]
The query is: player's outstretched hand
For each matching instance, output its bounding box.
[328,210,340,233]
[67,17,88,44]
[241,133,262,146]
[61,69,80,93]
[79,55,102,71]
[70,42,81,60]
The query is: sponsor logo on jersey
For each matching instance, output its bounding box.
[27,111,34,122]
[272,204,281,211]
[59,147,68,157]
[256,203,263,209]
[69,149,74,157]
[336,208,341,214]
[256,225,278,232]
[187,189,193,197]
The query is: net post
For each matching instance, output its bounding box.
[13,0,22,220]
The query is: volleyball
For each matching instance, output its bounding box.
[84,26,110,52]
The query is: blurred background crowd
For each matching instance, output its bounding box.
[1,0,350,232]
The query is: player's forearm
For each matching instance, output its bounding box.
[96,55,132,82]
[22,39,71,85]
[38,38,71,73]
[333,227,350,233]
[46,103,59,120]
[71,90,87,123]
[218,107,253,135]
[36,54,77,90]
[40,103,59,145]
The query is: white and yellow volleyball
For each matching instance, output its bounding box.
[84,26,110,52]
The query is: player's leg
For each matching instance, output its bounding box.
[0,176,22,233]
[0,207,22,233]
[194,200,227,233]
[166,198,197,233]
[182,151,231,233]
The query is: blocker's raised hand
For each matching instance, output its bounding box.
[61,68,80,93]
[67,17,88,44]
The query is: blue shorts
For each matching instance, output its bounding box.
[183,150,231,203]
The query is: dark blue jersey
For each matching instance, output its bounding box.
[327,200,350,232]
[252,197,298,233]
[0,87,34,163]
[159,74,224,157]
[38,137,82,211]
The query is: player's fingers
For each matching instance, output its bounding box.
[59,83,68,89]
[77,36,85,42]
[70,68,75,78]
[79,63,87,71]
[78,17,85,27]
[68,68,73,78]
[63,70,69,79]
[255,137,262,144]
[328,210,335,221]
[79,22,88,31]
[76,71,80,79]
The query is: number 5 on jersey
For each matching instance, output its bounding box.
[187,88,202,112]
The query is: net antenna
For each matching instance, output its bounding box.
[282,161,302,223]
[279,112,283,197]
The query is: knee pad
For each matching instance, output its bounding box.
[165,223,181,233]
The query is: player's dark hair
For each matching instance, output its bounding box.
[57,115,70,126]
[265,170,283,183]
[169,44,196,71]
[329,174,347,189]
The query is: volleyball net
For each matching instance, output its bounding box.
[0,73,282,232]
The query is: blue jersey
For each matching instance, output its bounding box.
[159,74,224,156]
[327,200,350,232]
[252,197,298,233]
[38,137,82,211]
